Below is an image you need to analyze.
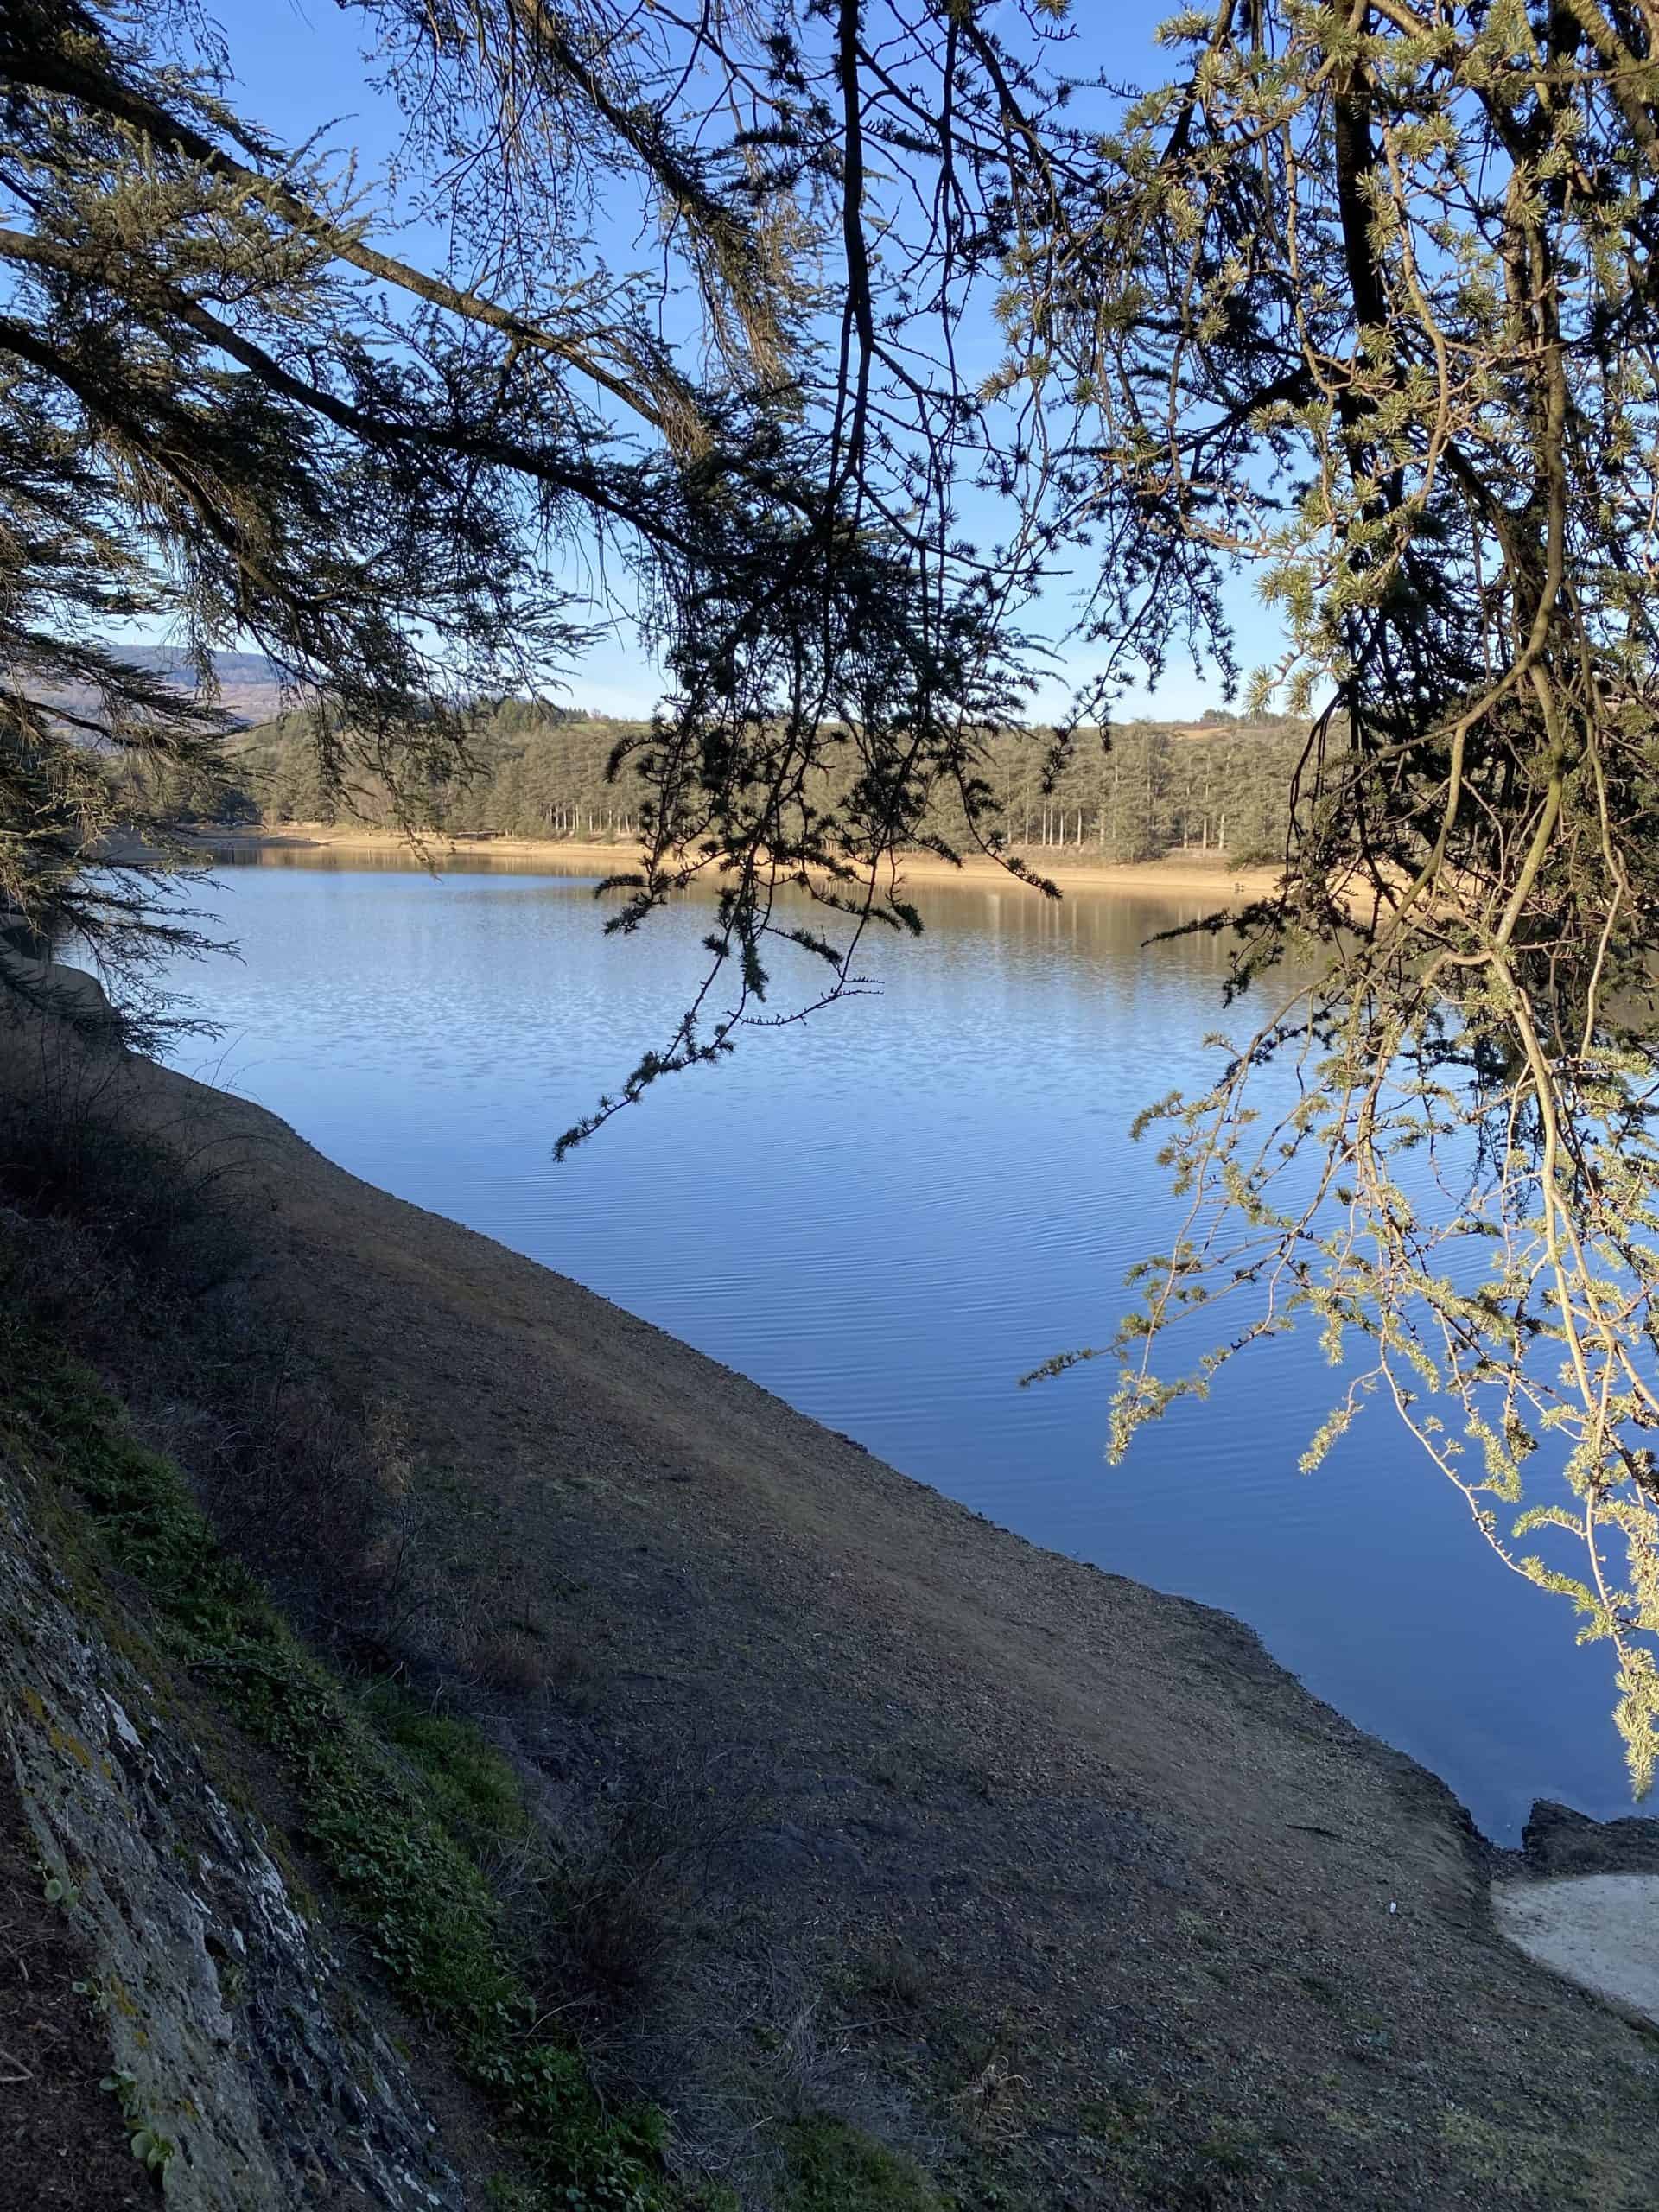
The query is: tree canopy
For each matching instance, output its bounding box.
[198,697,1300,866]
[11,1,1659,1788]
[1014,0,1659,1790]
[0,0,1063,1020]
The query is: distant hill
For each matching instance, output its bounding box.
[102,645,288,727]
[40,645,288,729]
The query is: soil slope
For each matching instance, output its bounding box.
[17,1020,1659,2210]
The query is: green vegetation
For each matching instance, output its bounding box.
[782,2118,944,2212]
[99,2068,175,2178]
[172,700,1310,871]
[360,1683,531,1857]
[0,1317,677,2210]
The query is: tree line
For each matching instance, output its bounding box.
[143,702,1312,868]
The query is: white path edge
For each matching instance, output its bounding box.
[1491,1875,1659,2029]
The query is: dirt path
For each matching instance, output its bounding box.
[27,1024,1659,2209]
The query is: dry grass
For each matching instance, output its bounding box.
[504,1741,765,2027]
[0,1042,453,1674]
[472,1627,556,1694]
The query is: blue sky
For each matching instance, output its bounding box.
[194,1,1281,720]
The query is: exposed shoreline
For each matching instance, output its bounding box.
[198,823,1281,903]
[5,983,1659,2206]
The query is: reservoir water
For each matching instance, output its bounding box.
[149,852,1635,1840]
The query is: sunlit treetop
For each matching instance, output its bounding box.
[1013,0,1659,1791]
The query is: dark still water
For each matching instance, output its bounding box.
[149,855,1632,1840]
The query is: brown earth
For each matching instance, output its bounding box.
[0,1775,145,2212]
[6,1002,1659,2208]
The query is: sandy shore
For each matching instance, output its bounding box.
[200,823,1281,903]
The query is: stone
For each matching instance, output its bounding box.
[0,1460,464,2212]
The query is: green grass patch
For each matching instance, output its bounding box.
[784,2118,944,2212]
[361,1681,531,1857]
[0,1319,673,2211]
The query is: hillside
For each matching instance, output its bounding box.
[3,973,1657,2209]
[48,646,289,729]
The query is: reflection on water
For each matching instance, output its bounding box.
[152,853,1631,1840]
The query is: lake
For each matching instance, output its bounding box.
[149,852,1633,1840]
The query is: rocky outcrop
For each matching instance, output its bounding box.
[1520,1798,1659,1878]
[0,1459,461,2212]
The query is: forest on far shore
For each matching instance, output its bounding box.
[133,702,1316,867]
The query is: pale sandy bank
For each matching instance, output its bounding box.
[200,823,1281,904]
